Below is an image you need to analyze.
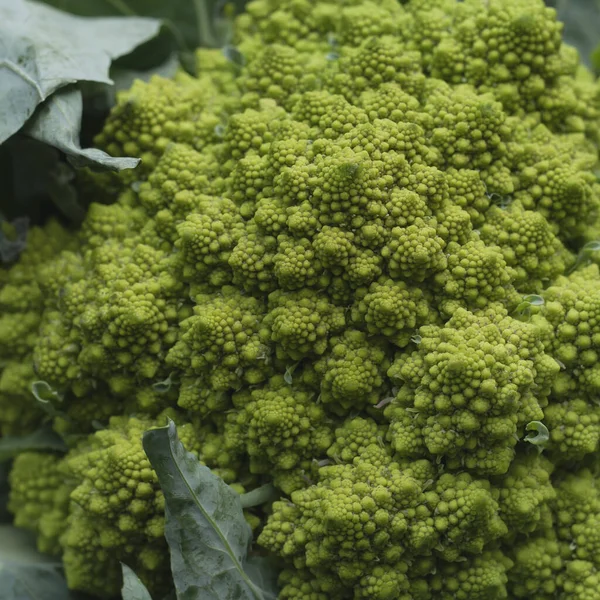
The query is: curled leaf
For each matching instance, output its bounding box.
[524,421,550,452]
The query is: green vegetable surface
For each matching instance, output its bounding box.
[3,0,600,598]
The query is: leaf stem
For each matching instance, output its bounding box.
[194,0,220,48]
[240,484,279,509]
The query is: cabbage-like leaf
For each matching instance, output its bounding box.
[548,0,600,66]
[23,87,139,171]
[0,425,67,462]
[0,463,9,524]
[0,0,160,143]
[0,525,70,600]
[39,0,244,51]
[142,421,278,600]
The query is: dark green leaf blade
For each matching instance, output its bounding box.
[142,421,278,600]
[0,0,161,143]
[548,0,600,67]
[39,0,245,51]
[0,425,67,462]
[0,462,9,523]
[24,87,140,171]
[0,525,70,600]
[121,564,153,600]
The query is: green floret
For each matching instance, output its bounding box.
[562,561,600,600]
[138,143,225,218]
[423,83,510,171]
[238,43,317,109]
[229,223,278,293]
[444,167,491,227]
[94,73,227,179]
[223,377,333,479]
[326,416,389,464]
[0,219,78,435]
[258,458,431,590]
[330,36,426,101]
[351,277,436,346]
[8,452,71,556]
[291,91,368,139]
[264,289,346,360]
[314,329,391,413]
[509,121,600,242]
[276,567,348,600]
[507,532,568,599]
[359,83,421,124]
[433,239,517,316]
[386,307,555,475]
[496,452,556,534]
[553,468,600,543]
[428,472,508,561]
[173,195,245,284]
[0,362,43,435]
[480,200,572,291]
[428,550,513,600]
[541,265,600,396]
[166,286,270,393]
[7,413,206,599]
[545,396,600,462]
[61,413,202,597]
[336,1,404,47]
[382,218,448,282]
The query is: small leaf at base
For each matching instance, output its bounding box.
[121,564,153,600]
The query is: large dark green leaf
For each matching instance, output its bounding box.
[142,421,278,600]
[0,525,70,600]
[40,0,245,54]
[0,425,67,462]
[0,0,161,144]
[547,0,600,66]
[121,564,153,600]
[0,138,85,227]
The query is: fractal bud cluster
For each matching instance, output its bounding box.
[3,0,600,598]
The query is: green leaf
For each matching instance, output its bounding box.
[23,87,140,171]
[0,426,68,462]
[0,462,9,523]
[39,0,246,54]
[567,240,600,274]
[0,0,161,144]
[142,421,279,600]
[0,525,70,600]
[548,0,600,67]
[121,564,153,600]
[239,484,278,509]
[524,421,550,452]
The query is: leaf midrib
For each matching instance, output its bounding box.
[166,436,265,600]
